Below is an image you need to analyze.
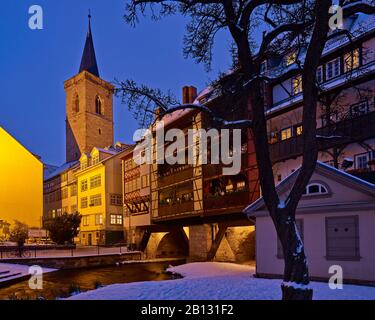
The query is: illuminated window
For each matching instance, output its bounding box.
[281,127,292,141]
[296,125,303,136]
[292,75,303,95]
[344,48,360,73]
[110,214,123,225]
[237,181,246,190]
[269,131,279,144]
[285,52,297,66]
[225,180,234,193]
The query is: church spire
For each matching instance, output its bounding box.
[79,11,100,77]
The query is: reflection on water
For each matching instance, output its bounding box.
[0,261,184,300]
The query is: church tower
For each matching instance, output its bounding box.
[64,14,114,163]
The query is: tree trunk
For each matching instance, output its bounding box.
[275,209,313,300]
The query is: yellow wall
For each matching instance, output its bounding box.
[0,127,43,228]
[77,163,106,234]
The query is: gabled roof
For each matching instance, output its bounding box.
[44,160,79,181]
[244,161,375,217]
[79,14,99,77]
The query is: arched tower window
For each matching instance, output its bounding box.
[74,95,79,113]
[95,96,103,115]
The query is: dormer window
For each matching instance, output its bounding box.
[303,183,329,196]
[81,160,88,170]
[95,96,103,115]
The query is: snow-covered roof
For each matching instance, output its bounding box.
[94,147,118,155]
[244,161,375,217]
[44,160,79,181]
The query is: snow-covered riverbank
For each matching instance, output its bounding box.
[68,262,375,300]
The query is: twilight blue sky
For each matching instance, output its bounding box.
[0,0,232,165]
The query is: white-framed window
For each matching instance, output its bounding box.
[81,179,88,192]
[141,175,150,188]
[303,183,329,195]
[81,197,88,209]
[92,155,100,166]
[355,153,370,170]
[90,175,102,189]
[70,183,77,196]
[95,214,103,225]
[82,215,89,226]
[292,75,303,95]
[344,48,360,73]
[81,161,88,170]
[326,57,341,80]
[110,194,122,206]
[110,214,123,225]
[90,194,102,207]
[316,66,324,83]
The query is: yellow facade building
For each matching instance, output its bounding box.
[76,146,131,245]
[0,127,43,234]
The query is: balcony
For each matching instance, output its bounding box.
[158,201,194,217]
[158,166,194,189]
[204,190,249,211]
[203,154,249,179]
[269,110,375,163]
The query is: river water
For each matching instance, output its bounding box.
[0,261,184,300]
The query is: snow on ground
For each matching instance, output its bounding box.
[68,262,375,300]
[0,263,56,283]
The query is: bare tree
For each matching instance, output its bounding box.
[118,0,375,299]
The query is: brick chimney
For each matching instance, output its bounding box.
[182,86,197,104]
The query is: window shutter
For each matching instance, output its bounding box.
[326,216,360,260]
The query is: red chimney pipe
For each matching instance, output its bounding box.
[182,86,198,104]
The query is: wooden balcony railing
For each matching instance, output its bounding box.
[269,111,375,163]
[204,190,249,210]
[158,167,194,188]
[158,201,194,217]
[203,154,249,179]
